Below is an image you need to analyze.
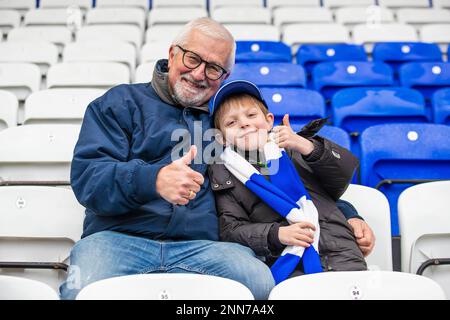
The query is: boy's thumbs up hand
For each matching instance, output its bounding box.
[156,145,204,206]
[282,114,291,128]
[273,114,314,156]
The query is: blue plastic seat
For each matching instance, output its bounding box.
[260,88,325,129]
[399,62,450,100]
[360,123,450,236]
[296,44,367,74]
[318,125,351,151]
[312,61,394,100]
[372,42,442,75]
[432,88,450,125]
[236,41,292,63]
[227,63,306,88]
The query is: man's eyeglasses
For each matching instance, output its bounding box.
[176,45,228,81]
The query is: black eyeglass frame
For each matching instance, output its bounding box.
[176,45,229,81]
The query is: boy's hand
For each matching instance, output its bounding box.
[272,114,314,156]
[278,221,316,247]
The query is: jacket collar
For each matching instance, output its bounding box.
[151,59,210,114]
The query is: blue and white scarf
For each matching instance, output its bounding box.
[220,136,323,284]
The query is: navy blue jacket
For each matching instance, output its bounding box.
[71,82,219,241]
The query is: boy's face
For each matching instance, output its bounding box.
[218,102,274,151]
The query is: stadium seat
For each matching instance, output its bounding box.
[434,0,450,8]
[95,0,149,10]
[24,9,82,27]
[39,0,92,10]
[0,275,59,300]
[224,24,280,41]
[359,123,450,237]
[235,41,291,63]
[283,24,350,48]
[7,27,73,52]
[227,63,306,88]
[420,24,450,52]
[0,10,21,35]
[145,25,183,44]
[0,186,85,291]
[322,0,375,9]
[378,0,431,8]
[86,8,146,30]
[312,61,394,100]
[432,88,450,125]
[318,125,351,150]
[372,42,443,75]
[63,41,136,75]
[335,6,395,28]
[341,184,392,271]
[0,124,81,184]
[23,88,105,125]
[134,62,156,83]
[212,7,271,25]
[0,41,59,76]
[267,0,321,9]
[260,87,325,129]
[0,90,18,130]
[0,63,41,101]
[399,62,450,100]
[76,274,254,300]
[152,0,206,8]
[148,8,208,26]
[77,25,142,49]
[140,42,169,64]
[398,181,450,299]
[296,44,367,74]
[0,0,35,13]
[396,9,450,27]
[47,62,130,89]
[268,271,446,300]
[273,7,333,28]
[209,0,263,9]
[332,87,429,137]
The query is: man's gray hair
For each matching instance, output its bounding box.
[172,17,236,71]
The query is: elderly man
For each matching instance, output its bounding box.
[61,17,375,300]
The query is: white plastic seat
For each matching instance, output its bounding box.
[47,62,130,89]
[212,7,271,25]
[0,185,85,291]
[323,0,375,9]
[0,0,35,13]
[420,24,450,48]
[148,8,208,26]
[268,271,446,300]
[209,0,263,9]
[398,181,450,299]
[0,10,21,35]
[39,0,92,10]
[0,41,59,75]
[63,41,136,75]
[76,274,254,300]
[7,27,73,50]
[397,9,450,27]
[77,25,142,49]
[273,7,333,29]
[0,90,18,130]
[283,23,350,47]
[335,6,395,27]
[267,0,321,9]
[140,42,169,64]
[24,8,83,27]
[134,62,156,83]
[434,0,450,8]
[152,0,206,8]
[378,0,430,8]
[85,8,146,30]
[0,276,59,300]
[95,0,149,10]
[0,124,81,183]
[224,24,280,41]
[0,63,40,101]
[24,88,105,125]
[341,184,392,271]
[145,25,183,43]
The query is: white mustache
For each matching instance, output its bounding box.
[181,74,209,89]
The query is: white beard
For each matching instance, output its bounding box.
[172,74,210,107]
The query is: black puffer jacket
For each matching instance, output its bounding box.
[208,131,367,273]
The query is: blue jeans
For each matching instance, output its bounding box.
[59,231,275,300]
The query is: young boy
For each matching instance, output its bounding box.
[208,80,368,282]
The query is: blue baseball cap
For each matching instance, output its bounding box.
[209,80,268,115]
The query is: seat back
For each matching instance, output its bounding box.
[0,90,18,130]
[0,62,41,101]
[0,275,59,300]
[236,41,291,63]
[432,88,450,125]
